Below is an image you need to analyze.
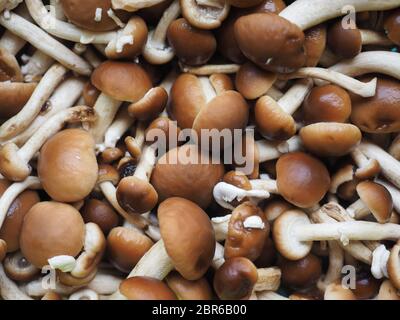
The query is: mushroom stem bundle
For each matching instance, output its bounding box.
[0,264,33,300]
[282,67,377,97]
[0,12,92,75]
[0,106,96,181]
[317,241,344,291]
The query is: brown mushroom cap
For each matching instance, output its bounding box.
[151,145,225,208]
[254,95,296,141]
[0,82,37,119]
[327,20,362,59]
[91,61,152,102]
[300,123,362,157]
[145,116,181,150]
[167,18,216,66]
[60,0,129,31]
[324,281,357,300]
[97,164,120,186]
[223,170,252,190]
[38,129,98,202]
[137,0,174,25]
[227,0,263,8]
[351,76,400,134]
[303,84,352,124]
[235,62,277,100]
[276,152,331,208]
[384,9,400,45]
[128,86,168,121]
[356,181,393,223]
[304,24,327,67]
[116,176,158,214]
[278,253,322,289]
[166,271,213,300]
[213,257,258,300]
[225,201,269,261]
[120,276,177,300]
[0,180,40,252]
[158,197,215,280]
[254,236,277,268]
[82,81,100,108]
[351,270,380,299]
[19,201,85,268]
[81,199,119,235]
[107,226,154,273]
[0,239,6,262]
[234,13,306,73]
[263,198,292,222]
[3,251,39,282]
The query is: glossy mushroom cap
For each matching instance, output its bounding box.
[327,20,362,59]
[60,0,128,31]
[151,145,225,208]
[279,254,322,289]
[116,176,158,214]
[263,198,292,223]
[107,226,154,273]
[213,257,258,300]
[145,116,181,150]
[384,9,400,46]
[225,202,269,261]
[223,170,252,190]
[304,24,327,67]
[158,197,215,280]
[255,95,296,140]
[276,152,330,208]
[356,181,393,223]
[167,18,216,66]
[234,13,306,73]
[3,251,39,282]
[300,123,362,157]
[0,180,40,252]
[120,276,177,300]
[352,270,380,299]
[235,62,277,100]
[128,86,168,121]
[166,271,213,300]
[0,82,37,119]
[91,61,152,102]
[19,202,85,268]
[38,129,98,202]
[351,76,400,134]
[82,81,100,108]
[81,199,119,235]
[303,85,352,124]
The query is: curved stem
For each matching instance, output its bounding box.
[103,108,135,149]
[152,0,181,45]
[278,79,313,115]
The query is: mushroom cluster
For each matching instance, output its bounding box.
[0,0,399,301]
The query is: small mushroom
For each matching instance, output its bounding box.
[119,276,177,300]
[0,263,32,300]
[3,251,39,282]
[166,271,213,300]
[81,199,119,235]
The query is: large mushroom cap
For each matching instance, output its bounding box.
[327,19,362,59]
[158,197,216,280]
[234,13,306,73]
[38,129,98,203]
[60,0,129,31]
[120,276,177,300]
[300,123,362,157]
[351,76,400,134]
[91,61,152,102]
[19,201,85,268]
[276,152,330,208]
[0,180,40,252]
[151,145,225,208]
[356,181,393,224]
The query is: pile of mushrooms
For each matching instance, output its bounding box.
[0,0,399,301]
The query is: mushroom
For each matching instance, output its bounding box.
[112,0,167,11]
[384,8,400,45]
[165,271,213,300]
[376,179,400,214]
[0,263,32,300]
[263,198,292,223]
[0,239,6,262]
[350,147,381,180]
[180,0,230,30]
[21,50,54,82]
[89,61,152,144]
[375,280,400,300]
[317,240,344,292]
[324,281,356,300]
[116,144,158,214]
[299,123,362,157]
[304,24,327,67]
[387,240,400,290]
[151,144,225,208]
[3,251,39,282]
[346,181,393,223]
[254,79,313,140]
[81,199,119,235]
[273,209,400,261]
[69,288,99,300]
[119,276,177,300]
[0,106,95,182]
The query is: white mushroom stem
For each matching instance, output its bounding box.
[88,94,122,146]
[8,77,85,147]
[21,50,54,82]
[213,182,270,210]
[50,0,65,20]
[25,0,116,44]
[279,0,400,31]
[180,63,240,75]
[134,144,157,181]
[371,244,390,280]
[0,263,33,300]
[358,141,400,189]
[256,135,303,163]
[0,63,69,140]
[0,176,41,229]
[196,0,224,8]
[282,67,377,98]
[257,291,289,300]
[267,86,284,101]
[69,289,99,300]
[250,178,279,194]
[20,278,80,297]
[102,108,135,150]
[111,0,167,11]
[318,241,344,292]
[319,49,340,68]
[48,255,76,272]
[326,51,400,82]
[351,147,375,172]
[212,214,266,241]
[0,30,26,56]
[360,30,393,46]
[376,179,400,214]
[0,12,91,75]
[347,199,369,219]
[143,0,180,64]
[276,78,313,115]
[83,47,103,68]
[86,270,123,295]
